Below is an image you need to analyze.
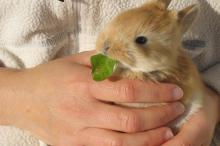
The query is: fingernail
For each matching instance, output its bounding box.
[173,87,184,99]
[175,103,185,114]
[165,129,174,140]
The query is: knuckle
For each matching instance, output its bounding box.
[120,111,141,132]
[118,81,135,102]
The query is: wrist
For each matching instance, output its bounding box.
[0,68,23,125]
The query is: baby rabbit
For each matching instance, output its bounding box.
[95,0,205,130]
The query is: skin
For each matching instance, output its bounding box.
[0,51,186,146]
[163,89,220,146]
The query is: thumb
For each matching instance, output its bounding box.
[162,112,211,146]
[71,50,97,66]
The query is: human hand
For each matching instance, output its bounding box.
[0,51,184,146]
[162,88,220,146]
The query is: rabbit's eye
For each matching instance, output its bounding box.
[135,36,148,45]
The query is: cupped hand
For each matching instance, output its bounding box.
[162,88,220,146]
[0,51,184,146]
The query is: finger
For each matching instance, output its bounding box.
[89,79,183,103]
[71,50,96,66]
[88,102,185,133]
[78,127,174,146]
[162,111,212,146]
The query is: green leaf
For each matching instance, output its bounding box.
[91,54,118,81]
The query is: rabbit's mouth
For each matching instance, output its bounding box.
[116,60,157,74]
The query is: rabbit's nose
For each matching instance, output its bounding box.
[103,41,110,55]
[103,46,110,55]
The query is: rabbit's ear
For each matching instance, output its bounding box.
[178,4,199,33]
[156,0,172,9]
